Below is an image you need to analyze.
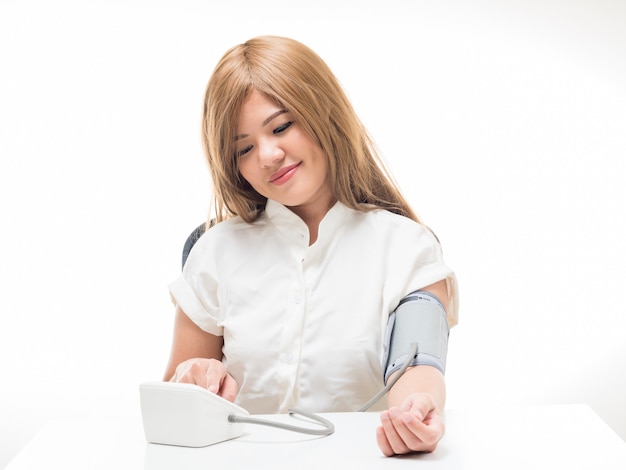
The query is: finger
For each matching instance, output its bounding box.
[393,410,444,453]
[380,408,410,455]
[219,374,239,402]
[177,373,194,384]
[172,360,209,387]
[186,360,210,388]
[376,424,396,457]
[205,360,226,393]
[171,362,193,383]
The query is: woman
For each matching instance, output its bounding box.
[164,35,459,456]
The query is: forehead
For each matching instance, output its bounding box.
[238,90,283,121]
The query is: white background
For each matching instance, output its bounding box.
[1,0,625,466]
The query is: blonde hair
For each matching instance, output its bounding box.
[202,35,420,224]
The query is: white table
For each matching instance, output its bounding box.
[6,405,626,469]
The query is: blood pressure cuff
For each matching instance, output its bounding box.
[382,290,449,384]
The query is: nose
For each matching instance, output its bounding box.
[258,138,285,168]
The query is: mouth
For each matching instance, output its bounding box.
[269,162,301,185]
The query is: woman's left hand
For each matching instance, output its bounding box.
[376,392,445,456]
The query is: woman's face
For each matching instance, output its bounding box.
[235,90,334,219]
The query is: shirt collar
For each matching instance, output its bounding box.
[264,199,355,247]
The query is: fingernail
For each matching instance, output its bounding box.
[389,408,401,419]
[401,413,414,424]
[381,411,391,421]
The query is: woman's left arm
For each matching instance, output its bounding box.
[376,279,449,456]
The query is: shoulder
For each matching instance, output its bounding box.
[201,214,268,241]
[352,206,440,245]
[184,215,269,267]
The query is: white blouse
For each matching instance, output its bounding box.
[169,199,458,414]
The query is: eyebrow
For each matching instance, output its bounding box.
[234,109,289,141]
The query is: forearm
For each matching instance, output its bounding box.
[387,365,446,412]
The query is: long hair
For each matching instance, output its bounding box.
[202,35,420,225]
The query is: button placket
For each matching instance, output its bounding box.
[275,244,307,411]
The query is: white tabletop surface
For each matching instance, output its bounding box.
[6,404,626,469]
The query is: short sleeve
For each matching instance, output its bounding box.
[169,275,223,336]
[168,234,224,336]
[381,214,459,328]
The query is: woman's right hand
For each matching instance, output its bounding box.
[169,358,239,402]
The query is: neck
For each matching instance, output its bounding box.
[288,197,337,246]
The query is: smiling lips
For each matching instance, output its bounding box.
[270,162,301,185]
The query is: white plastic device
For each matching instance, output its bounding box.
[139,381,249,447]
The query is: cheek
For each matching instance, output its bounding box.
[237,160,266,195]
[315,151,330,180]
[237,159,255,184]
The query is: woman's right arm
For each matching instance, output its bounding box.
[162,305,238,401]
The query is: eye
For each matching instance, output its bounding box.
[235,145,253,158]
[273,121,293,134]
